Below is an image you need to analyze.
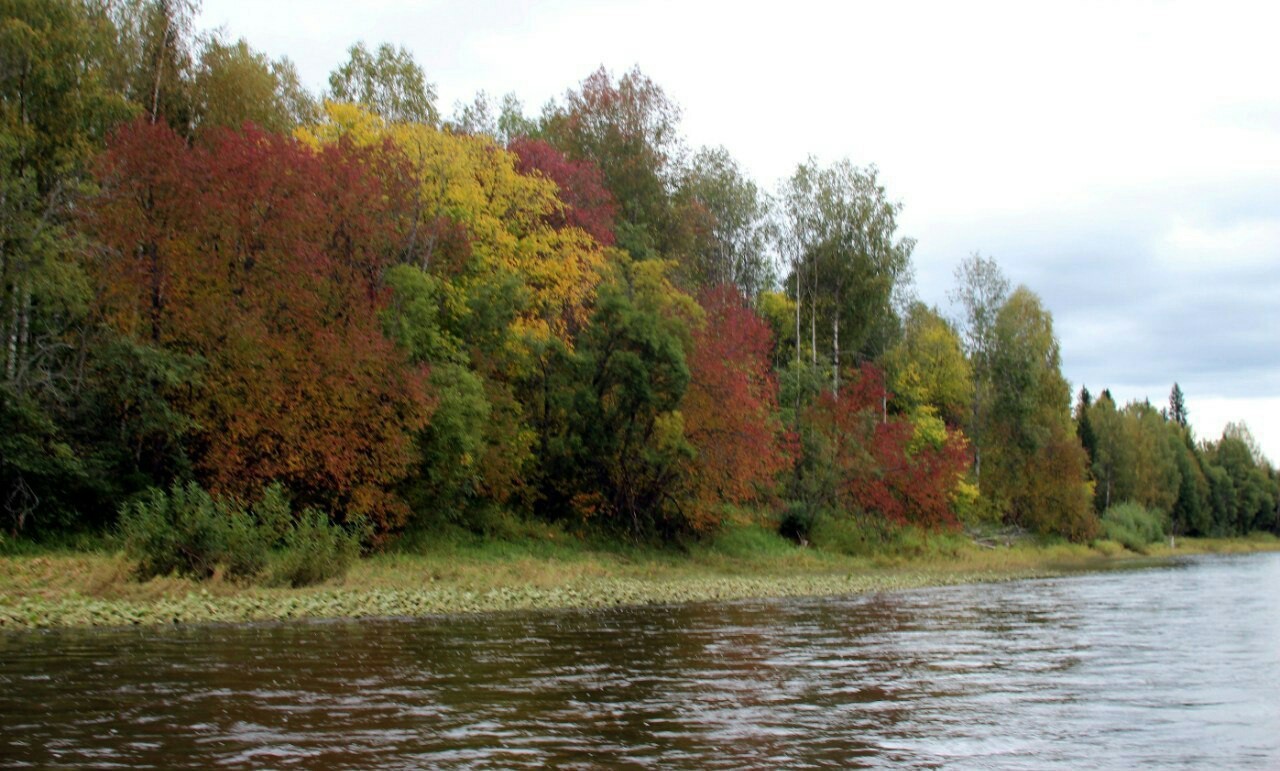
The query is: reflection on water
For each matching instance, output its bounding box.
[3,553,1279,769]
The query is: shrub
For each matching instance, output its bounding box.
[119,482,363,586]
[777,502,819,544]
[118,482,267,580]
[270,508,362,588]
[808,512,892,557]
[1101,501,1169,552]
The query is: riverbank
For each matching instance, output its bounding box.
[2,529,1277,630]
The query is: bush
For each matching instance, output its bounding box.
[118,482,267,580]
[808,512,894,557]
[808,511,964,560]
[270,508,363,588]
[777,502,818,544]
[119,482,363,586]
[1101,501,1169,552]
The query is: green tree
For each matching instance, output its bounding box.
[1087,390,1127,511]
[949,252,1009,483]
[192,35,316,132]
[1,0,138,531]
[1170,427,1210,535]
[107,0,199,133]
[539,258,700,538]
[778,158,914,390]
[540,66,683,261]
[1168,382,1188,427]
[984,287,1095,538]
[674,146,774,297]
[328,41,438,125]
[1076,386,1097,468]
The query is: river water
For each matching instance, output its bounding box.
[3,552,1279,769]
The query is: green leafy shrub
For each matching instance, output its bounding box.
[119,482,363,585]
[270,508,363,588]
[809,512,893,557]
[1101,501,1169,552]
[118,482,267,580]
[252,483,295,544]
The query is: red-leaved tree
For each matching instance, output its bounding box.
[90,119,433,533]
[508,136,617,246]
[682,285,789,529]
[807,363,968,530]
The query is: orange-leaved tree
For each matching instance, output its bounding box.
[682,285,790,530]
[90,118,433,533]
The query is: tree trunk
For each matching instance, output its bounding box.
[6,283,19,383]
[150,5,174,125]
[794,265,801,365]
[832,312,839,394]
[15,281,31,384]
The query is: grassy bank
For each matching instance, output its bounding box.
[2,526,1278,630]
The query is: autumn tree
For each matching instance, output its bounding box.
[302,103,612,523]
[883,302,972,427]
[90,119,433,533]
[508,136,617,246]
[540,66,683,260]
[802,363,968,530]
[681,285,789,529]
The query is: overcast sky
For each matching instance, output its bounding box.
[199,0,1280,462]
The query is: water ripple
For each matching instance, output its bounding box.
[2,553,1279,768]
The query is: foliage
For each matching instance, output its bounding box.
[1100,501,1169,552]
[982,287,1097,539]
[270,507,363,588]
[884,302,972,426]
[118,481,267,580]
[802,363,969,530]
[675,146,774,297]
[193,35,315,133]
[119,481,362,585]
[779,158,914,380]
[540,66,683,260]
[4,6,1273,570]
[540,257,699,538]
[508,136,617,246]
[89,119,434,533]
[682,285,790,529]
[327,41,438,124]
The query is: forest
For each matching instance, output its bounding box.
[2,0,1277,581]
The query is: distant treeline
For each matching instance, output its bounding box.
[2,0,1276,548]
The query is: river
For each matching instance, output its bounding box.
[3,552,1278,768]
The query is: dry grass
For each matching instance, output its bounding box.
[3,529,1278,629]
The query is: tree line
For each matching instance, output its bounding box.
[2,0,1276,551]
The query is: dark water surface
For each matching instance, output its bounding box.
[3,553,1279,769]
